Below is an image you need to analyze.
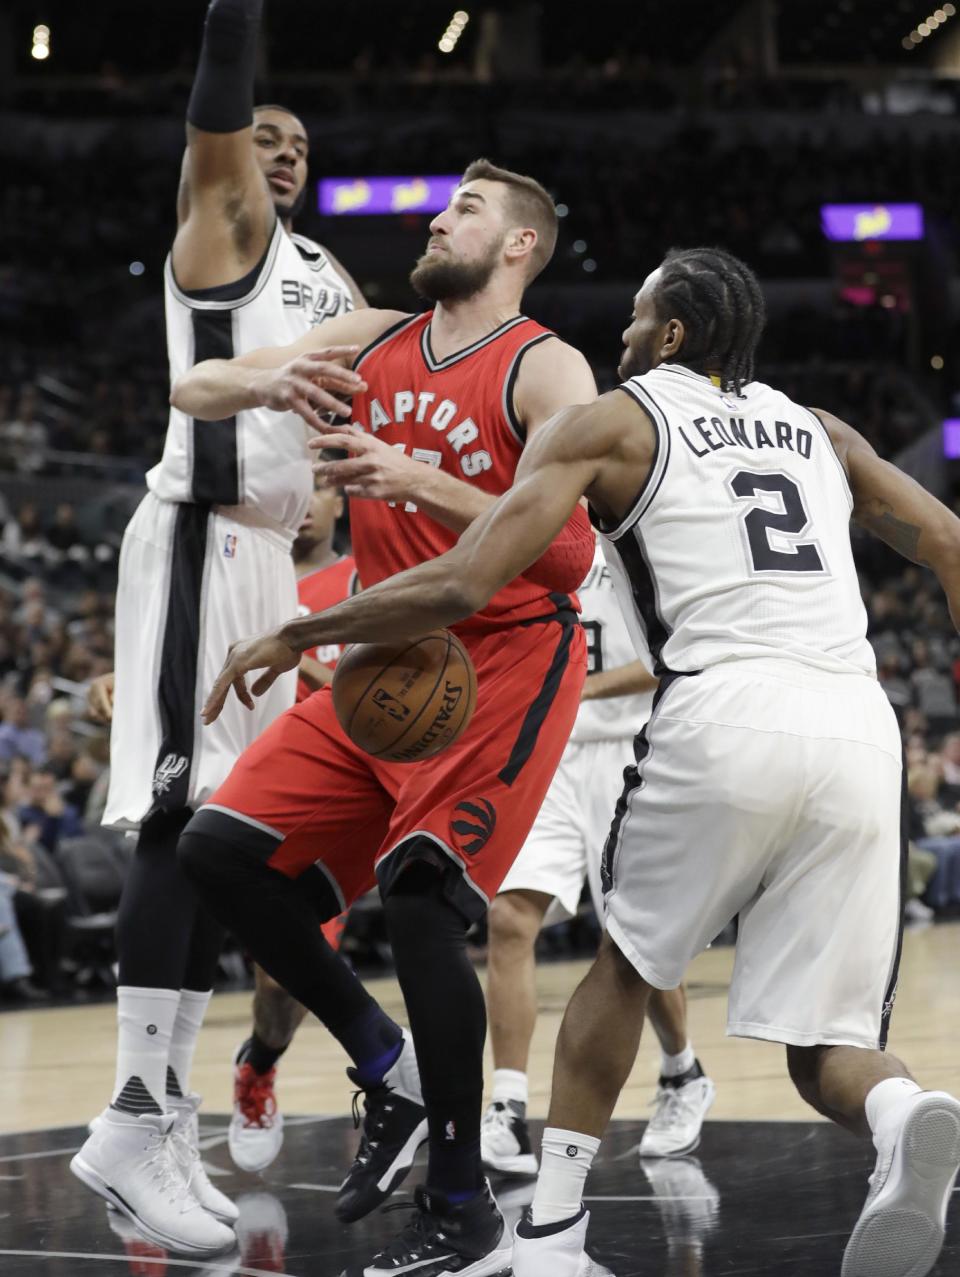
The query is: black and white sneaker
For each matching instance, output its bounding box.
[363,1181,511,1276]
[480,1101,538,1177]
[337,1031,429,1224]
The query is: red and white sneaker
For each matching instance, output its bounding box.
[228,1044,284,1174]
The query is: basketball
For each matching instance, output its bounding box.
[332,629,477,762]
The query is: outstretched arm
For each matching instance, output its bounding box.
[814,407,960,629]
[202,400,613,722]
[173,0,275,290]
[169,309,405,424]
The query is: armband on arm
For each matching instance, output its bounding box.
[524,502,595,593]
[187,0,264,134]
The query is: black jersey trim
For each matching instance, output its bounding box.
[353,314,420,372]
[879,749,909,1051]
[590,383,671,540]
[500,332,554,446]
[803,407,856,512]
[376,831,490,924]
[289,232,330,270]
[605,524,672,676]
[165,218,283,312]
[420,314,530,373]
[190,309,241,505]
[150,504,211,817]
[497,617,575,787]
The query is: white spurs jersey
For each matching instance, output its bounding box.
[574,537,656,742]
[598,363,875,678]
[148,219,354,541]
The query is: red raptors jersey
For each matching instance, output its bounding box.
[296,554,357,700]
[350,312,575,632]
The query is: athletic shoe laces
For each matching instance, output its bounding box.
[649,1083,701,1131]
[144,1131,203,1214]
[481,1102,514,1136]
[377,1196,452,1262]
[235,1064,278,1129]
[350,1083,396,1165]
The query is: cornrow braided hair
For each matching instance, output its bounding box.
[653,247,766,395]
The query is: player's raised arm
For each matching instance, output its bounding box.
[173,0,276,290]
[170,309,403,425]
[815,407,960,628]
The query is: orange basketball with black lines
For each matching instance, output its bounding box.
[332,629,477,763]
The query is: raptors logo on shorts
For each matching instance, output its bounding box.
[450,798,497,855]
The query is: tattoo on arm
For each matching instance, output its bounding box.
[858,501,929,566]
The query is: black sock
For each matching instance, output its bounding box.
[384,859,485,1202]
[238,1032,289,1076]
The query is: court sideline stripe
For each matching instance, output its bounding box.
[0,1252,297,1276]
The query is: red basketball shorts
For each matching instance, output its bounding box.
[205,616,586,921]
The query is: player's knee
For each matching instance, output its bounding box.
[786,1044,822,1104]
[488,892,542,952]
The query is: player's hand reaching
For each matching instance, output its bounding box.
[253,347,367,431]
[310,426,429,503]
[202,630,301,724]
[87,671,115,723]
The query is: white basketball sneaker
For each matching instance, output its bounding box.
[70,1107,236,1256]
[167,1092,240,1223]
[228,1043,284,1173]
[513,1207,615,1276]
[481,1100,539,1176]
[842,1090,960,1277]
[639,1061,716,1158]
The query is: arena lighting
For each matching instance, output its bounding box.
[902,2,956,49]
[31,23,50,61]
[319,174,460,215]
[820,202,924,242]
[931,354,945,369]
[942,419,960,459]
[439,9,469,54]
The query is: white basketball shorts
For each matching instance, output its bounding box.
[602,659,904,1050]
[498,736,636,925]
[103,492,298,830]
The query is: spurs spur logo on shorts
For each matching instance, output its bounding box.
[450,797,497,855]
[152,752,188,796]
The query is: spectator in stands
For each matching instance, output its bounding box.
[17,764,83,853]
[1,504,51,568]
[0,696,47,765]
[0,385,48,474]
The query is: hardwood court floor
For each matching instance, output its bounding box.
[2,920,958,1133]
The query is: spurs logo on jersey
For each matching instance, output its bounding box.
[150,221,354,539]
[595,363,875,678]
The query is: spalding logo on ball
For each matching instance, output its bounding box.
[332,629,477,763]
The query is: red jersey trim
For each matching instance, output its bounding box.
[353,314,420,372]
[420,314,531,373]
[501,331,555,446]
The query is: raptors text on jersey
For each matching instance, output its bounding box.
[348,311,577,633]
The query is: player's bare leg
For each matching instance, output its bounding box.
[789,1044,960,1276]
[483,889,551,1175]
[641,985,716,1158]
[229,967,308,1172]
[513,934,647,1274]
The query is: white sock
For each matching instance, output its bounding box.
[531,1127,600,1226]
[661,1042,696,1079]
[167,988,212,1098]
[865,1077,922,1149]
[492,1068,529,1109]
[112,986,180,1114]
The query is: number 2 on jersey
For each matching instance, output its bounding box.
[729,470,824,573]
